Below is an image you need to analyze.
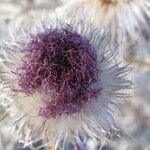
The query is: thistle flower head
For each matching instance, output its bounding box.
[0,14,131,149]
[17,26,100,118]
[63,0,150,46]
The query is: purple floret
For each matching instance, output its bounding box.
[17,25,101,118]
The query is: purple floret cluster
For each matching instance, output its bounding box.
[17,26,101,118]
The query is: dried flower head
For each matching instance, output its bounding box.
[61,0,150,46]
[0,15,131,149]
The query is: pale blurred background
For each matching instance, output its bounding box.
[0,0,150,150]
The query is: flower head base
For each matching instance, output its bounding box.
[18,26,100,118]
[101,0,118,5]
[0,14,131,149]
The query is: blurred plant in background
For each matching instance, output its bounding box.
[58,0,150,65]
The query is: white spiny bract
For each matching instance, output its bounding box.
[0,15,131,149]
